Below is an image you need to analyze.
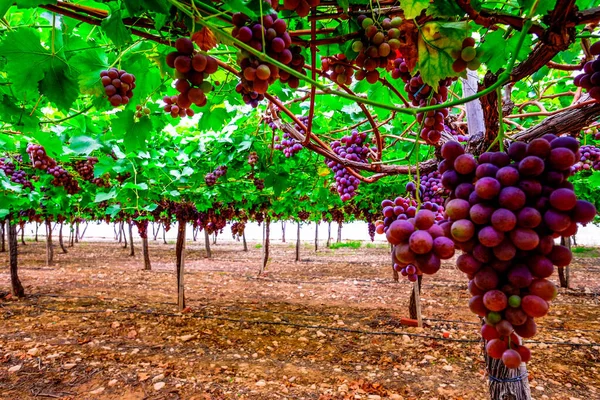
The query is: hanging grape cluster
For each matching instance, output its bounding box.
[272,116,308,157]
[367,222,376,242]
[406,171,450,206]
[165,38,218,118]
[297,211,310,221]
[282,0,319,17]
[385,207,456,282]
[27,144,56,170]
[571,144,600,173]
[0,157,33,189]
[248,151,259,166]
[135,104,151,119]
[451,37,481,73]
[321,54,354,86]
[253,178,265,190]
[375,196,445,239]
[47,165,80,194]
[231,221,246,238]
[351,15,401,84]
[232,12,305,107]
[438,137,596,368]
[325,130,371,201]
[573,41,600,101]
[74,157,111,188]
[392,56,454,145]
[205,165,228,186]
[100,67,136,107]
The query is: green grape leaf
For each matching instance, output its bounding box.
[0,28,47,100]
[400,0,429,19]
[478,30,507,73]
[101,6,132,47]
[69,136,102,155]
[69,49,108,97]
[106,204,121,217]
[427,0,464,17]
[95,188,117,202]
[39,59,80,110]
[417,21,466,91]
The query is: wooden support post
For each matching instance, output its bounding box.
[337,222,342,243]
[558,236,571,288]
[259,217,271,275]
[204,229,212,258]
[129,221,135,256]
[242,230,248,252]
[142,236,151,270]
[326,221,331,248]
[20,223,25,245]
[0,221,5,253]
[45,220,53,266]
[59,222,68,253]
[314,221,318,252]
[412,280,422,328]
[295,222,301,262]
[176,221,186,310]
[8,219,24,298]
[391,245,399,282]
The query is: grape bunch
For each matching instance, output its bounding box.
[451,37,481,73]
[584,125,600,140]
[100,67,136,107]
[392,56,453,145]
[272,116,308,157]
[384,208,456,282]
[438,137,596,368]
[375,196,444,237]
[27,144,56,170]
[248,151,259,166]
[253,178,265,190]
[321,54,354,86]
[571,144,600,173]
[74,157,98,181]
[368,222,376,242]
[0,157,33,189]
[231,221,246,238]
[135,104,151,119]
[134,220,149,239]
[351,15,402,84]
[274,132,303,157]
[47,164,80,194]
[282,0,319,17]
[573,41,600,101]
[204,172,217,186]
[232,12,303,106]
[165,38,219,118]
[325,130,371,201]
[205,165,227,186]
[406,171,450,206]
[298,211,310,221]
[445,123,469,143]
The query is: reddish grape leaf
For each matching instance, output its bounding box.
[192,27,218,51]
[397,20,419,73]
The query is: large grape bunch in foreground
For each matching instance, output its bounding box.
[378,136,596,369]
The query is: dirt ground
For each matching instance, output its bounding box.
[0,235,599,400]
